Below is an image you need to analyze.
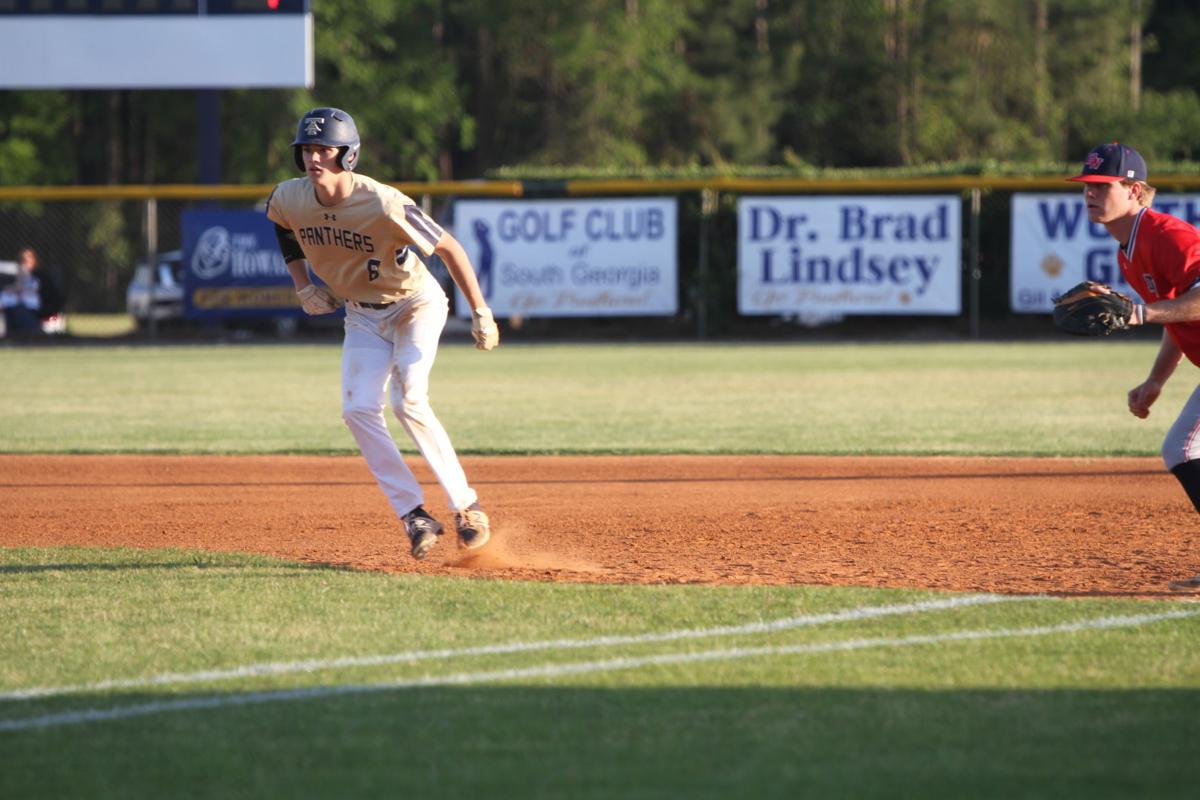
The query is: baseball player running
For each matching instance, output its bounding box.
[266,107,499,561]
[1068,141,1200,590]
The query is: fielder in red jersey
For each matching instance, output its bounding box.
[1116,209,1200,363]
[1069,141,1200,590]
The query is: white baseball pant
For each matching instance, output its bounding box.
[340,273,478,518]
[1162,384,1200,470]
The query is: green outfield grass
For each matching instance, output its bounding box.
[62,313,138,339]
[1,547,1198,799]
[0,340,1188,454]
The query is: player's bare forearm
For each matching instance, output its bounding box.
[1128,331,1180,419]
[433,233,488,310]
[286,260,314,290]
[1147,329,1183,384]
[1143,285,1200,324]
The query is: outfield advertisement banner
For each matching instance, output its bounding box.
[182,210,306,320]
[736,196,962,316]
[1010,193,1200,312]
[450,198,678,318]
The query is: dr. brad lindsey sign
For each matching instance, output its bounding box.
[451,198,678,318]
[737,196,962,316]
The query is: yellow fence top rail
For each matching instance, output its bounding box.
[4,175,1200,202]
[0,181,524,202]
[563,175,1200,194]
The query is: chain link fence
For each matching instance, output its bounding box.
[0,196,240,315]
[4,177,1192,340]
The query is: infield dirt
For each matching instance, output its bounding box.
[1,454,1196,598]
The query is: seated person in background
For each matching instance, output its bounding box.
[1,247,44,336]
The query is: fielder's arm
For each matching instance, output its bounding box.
[1136,284,1200,325]
[1129,329,1183,419]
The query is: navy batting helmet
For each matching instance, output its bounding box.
[291,107,361,172]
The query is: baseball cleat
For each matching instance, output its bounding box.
[402,506,443,560]
[454,505,491,550]
[1168,574,1200,591]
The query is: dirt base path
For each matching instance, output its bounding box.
[2,454,1196,597]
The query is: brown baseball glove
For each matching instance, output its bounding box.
[1052,281,1137,336]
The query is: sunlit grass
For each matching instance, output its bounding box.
[0,340,1183,455]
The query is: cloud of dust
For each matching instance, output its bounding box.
[445,519,604,574]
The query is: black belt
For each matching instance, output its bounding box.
[352,300,396,310]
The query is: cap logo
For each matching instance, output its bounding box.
[1085,152,1103,170]
[303,117,325,136]
[1126,170,1136,178]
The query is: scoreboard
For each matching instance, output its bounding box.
[0,2,307,16]
[0,0,313,87]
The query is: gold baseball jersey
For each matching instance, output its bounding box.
[266,173,446,303]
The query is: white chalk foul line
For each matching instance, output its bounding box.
[1,608,1194,733]
[0,593,1022,702]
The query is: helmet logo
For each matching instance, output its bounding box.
[303,117,325,136]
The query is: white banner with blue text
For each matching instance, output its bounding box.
[1010,193,1200,312]
[450,198,678,318]
[737,195,962,316]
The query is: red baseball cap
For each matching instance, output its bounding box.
[1067,142,1148,183]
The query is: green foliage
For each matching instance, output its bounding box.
[83,203,133,275]
[5,0,1200,317]
[665,0,800,166]
[302,0,467,181]
[221,88,306,182]
[0,92,73,185]
[1076,88,1200,165]
[775,0,897,167]
[1143,0,1200,92]
[486,159,1200,181]
[1,0,1196,182]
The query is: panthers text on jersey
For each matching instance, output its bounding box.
[267,173,446,304]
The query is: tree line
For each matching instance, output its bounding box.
[2,0,1199,187]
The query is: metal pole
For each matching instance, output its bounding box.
[146,197,158,340]
[197,90,221,188]
[697,188,716,340]
[969,187,981,339]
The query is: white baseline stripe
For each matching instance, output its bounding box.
[1,608,1194,733]
[0,594,1023,702]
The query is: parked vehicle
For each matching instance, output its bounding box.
[125,250,185,323]
[123,248,338,337]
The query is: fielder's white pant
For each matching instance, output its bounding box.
[1162,384,1200,470]
[340,274,478,519]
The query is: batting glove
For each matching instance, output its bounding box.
[297,284,340,315]
[471,307,499,351]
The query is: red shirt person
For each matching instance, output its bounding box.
[1068,142,1200,590]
